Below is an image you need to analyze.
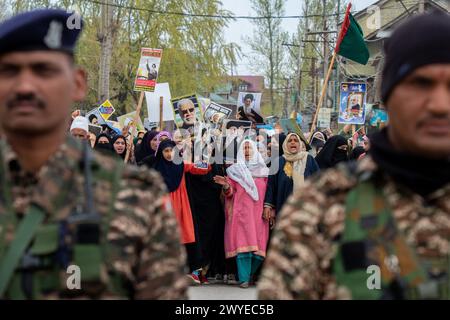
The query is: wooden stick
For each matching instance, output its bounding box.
[124,91,145,163]
[309,51,337,143]
[159,96,163,131]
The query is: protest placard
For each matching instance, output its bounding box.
[117,111,145,135]
[237,92,263,123]
[98,99,115,120]
[203,102,232,129]
[317,108,331,128]
[134,48,162,92]
[338,82,367,125]
[369,108,388,127]
[171,94,204,134]
[144,118,158,131]
[86,107,107,126]
[145,83,174,123]
[88,124,102,137]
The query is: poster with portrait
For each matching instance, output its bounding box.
[86,107,107,126]
[171,94,204,134]
[117,111,145,135]
[237,92,263,122]
[203,102,232,129]
[338,82,367,125]
[134,48,163,92]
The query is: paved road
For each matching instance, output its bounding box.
[188,284,258,300]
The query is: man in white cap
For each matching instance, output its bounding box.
[70,115,89,140]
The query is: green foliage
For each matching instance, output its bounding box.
[3,0,241,115]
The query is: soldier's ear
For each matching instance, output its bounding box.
[72,67,87,102]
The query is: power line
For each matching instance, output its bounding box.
[85,0,339,20]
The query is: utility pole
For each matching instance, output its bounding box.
[322,0,328,80]
[283,78,290,118]
[419,0,425,13]
[98,0,114,103]
[335,0,341,112]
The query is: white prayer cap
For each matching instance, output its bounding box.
[70,116,89,133]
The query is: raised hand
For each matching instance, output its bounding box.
[213,175,227,186]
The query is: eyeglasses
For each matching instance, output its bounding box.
[180,108,195,115]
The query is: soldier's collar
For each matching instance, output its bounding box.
[0,134,82,177]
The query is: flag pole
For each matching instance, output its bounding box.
[125,91,145,163]
[308,2,352,143]
[159,96,164,131]
[308,51,337,142]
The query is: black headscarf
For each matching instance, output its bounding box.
[94,133,114,154]
[349,146,366,160]
[315,135,349,169]
[111,135,127,160]
[154,139,184,193]
[134,130,159,164]
[369,128,450,197]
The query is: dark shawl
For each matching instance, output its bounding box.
[315,135,349,169]
[134,130,159,164]
[94,133,114,154]
[153,139,184,192]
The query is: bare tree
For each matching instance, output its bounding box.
[246,0,288,115]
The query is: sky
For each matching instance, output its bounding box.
[221,0,379,75]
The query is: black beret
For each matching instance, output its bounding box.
[0,9,83,55]
[381,10,450,104]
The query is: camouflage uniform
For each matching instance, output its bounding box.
[258,156,450,299]
[0,136,188,299]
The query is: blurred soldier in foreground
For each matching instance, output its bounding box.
[0,9,187,299]
[258,11,450,300]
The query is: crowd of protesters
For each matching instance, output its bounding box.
[68,110,371,288]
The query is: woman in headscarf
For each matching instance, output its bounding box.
[310,131,327,157]
[111,135,135,163]
[134,130,159,165]
[315,135,349,169]
[94,133,114,154]
[152,139,211,285]
[184,140,225,284]
[213,140,270,289]
[263,133,320,223]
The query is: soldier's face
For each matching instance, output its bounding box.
[387,64,450,159]
[0,51,87,136]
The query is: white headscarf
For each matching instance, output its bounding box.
[226,139,269,201]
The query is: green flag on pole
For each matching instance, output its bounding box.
[335,4,370,65]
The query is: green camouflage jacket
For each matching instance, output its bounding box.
[0,136,188,299]
[258,155,450,299]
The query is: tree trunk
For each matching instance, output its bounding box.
[98,0,114,103]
